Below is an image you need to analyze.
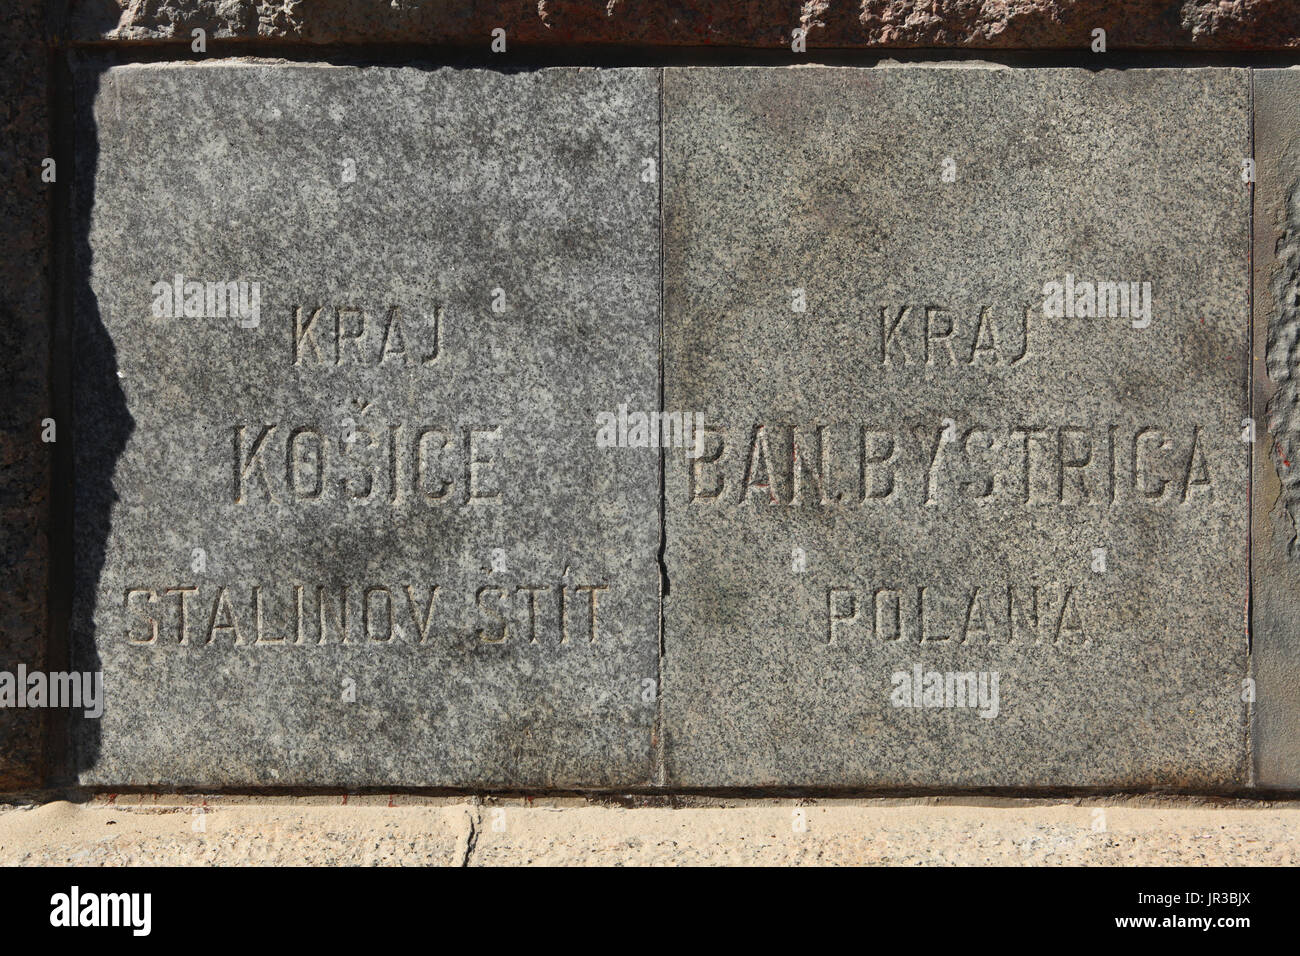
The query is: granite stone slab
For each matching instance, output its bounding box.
[662,66,1251,789]
[1251,69,1300,789]
[72,62,661,788]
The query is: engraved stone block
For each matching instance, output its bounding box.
[73,63,660,787]
[662,67,1251,788]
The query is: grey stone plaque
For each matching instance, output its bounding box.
[662,67,1251,788]
[1251,69,1300,789]
[72,63,660,788]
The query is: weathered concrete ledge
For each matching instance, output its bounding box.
[2,795,1297,865]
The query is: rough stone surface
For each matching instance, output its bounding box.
[68,0,1300,49]
[0,798,472,866]
[662,66,1250,789]
[2,796,1297,865]
[0,2,50,791]
[72,62,660,788]
[1251,68,1300,789]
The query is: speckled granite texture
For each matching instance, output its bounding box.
[16,60,1275,793]
[661,67,1251,789]
[71,63,661,788]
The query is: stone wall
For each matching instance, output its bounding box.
[7,3,1300,796]
[65,1,1300,50]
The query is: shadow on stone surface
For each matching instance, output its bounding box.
[68,61,128,783]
